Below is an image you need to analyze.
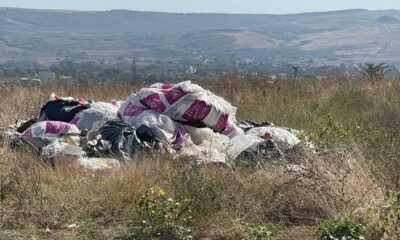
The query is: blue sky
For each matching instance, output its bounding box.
[1,0,400,14]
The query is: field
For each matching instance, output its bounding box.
[0,76,399,239]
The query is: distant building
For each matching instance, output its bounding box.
[39,71,56,81]
[242,59,255,64]
[20,78,41,86]
[185,66,197,75]
[203,58,213,64]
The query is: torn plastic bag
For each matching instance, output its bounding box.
[21,121,80,147]
[117,106,186,149]
[179,126,230,163]
[245,126,301,151]
[97,120,164,161]
[70,102,119,131]
[41,140,83,159]
[109,99,124,108]
[78,157,120,171]
[179,125,262,164]
[236,120,273,132]
[238,140,285,164]
[39,99,90,122]
[120,81,243,139]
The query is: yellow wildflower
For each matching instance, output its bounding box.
[158,188,166,196]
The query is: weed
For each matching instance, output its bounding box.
[136,187,193,240]
[248,223,280,240]
[317,218,365,240]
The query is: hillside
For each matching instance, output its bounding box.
[1,8,400,64]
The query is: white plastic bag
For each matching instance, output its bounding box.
[119,81,243,138]
[41,141,83,159]
[179,126,230,163]
[70,102,119,131]
[245,126,301,150]
[21,121,80,147]
[78,157,120,171]
[180,125,262,164]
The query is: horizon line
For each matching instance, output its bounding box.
[1,6,398,15]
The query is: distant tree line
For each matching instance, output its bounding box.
[0,59,399,83]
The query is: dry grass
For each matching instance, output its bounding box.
[0,77,395,239]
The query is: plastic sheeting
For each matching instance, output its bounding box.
[97,120,142,161]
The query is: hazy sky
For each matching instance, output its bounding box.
[1,0,400,14]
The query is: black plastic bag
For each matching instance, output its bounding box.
[98,120,161,161]
[236,120,273,132]
[39,99,90,122]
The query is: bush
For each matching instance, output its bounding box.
[136,187,193,240]
[317,218,365,240]
[248,223,280,240]
[316,115,358,148]
[380,191,400,239]
[365,191,400,240]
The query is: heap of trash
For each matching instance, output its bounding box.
[0,81,311,170]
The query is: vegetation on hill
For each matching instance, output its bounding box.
[1,8,400,64]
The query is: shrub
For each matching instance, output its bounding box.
[136,187,193,240]
[248,223,280,240]
[317,218,365,240]
[316,115,357,148]
[380,191,400,239]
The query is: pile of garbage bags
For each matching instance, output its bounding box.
[1,81,309,170]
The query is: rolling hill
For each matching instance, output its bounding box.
[1,8,400,65]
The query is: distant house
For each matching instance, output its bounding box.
[241,59,255,64]
[203,58,213,64]
[185,66,197,75]
[39,71,56,81]
[20,78,41,86]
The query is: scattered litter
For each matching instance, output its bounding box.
[66,223,79,230]
[78,157,120,171]
[5,81,314,170]
[41,141,83,159]
[286,164,307,174]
